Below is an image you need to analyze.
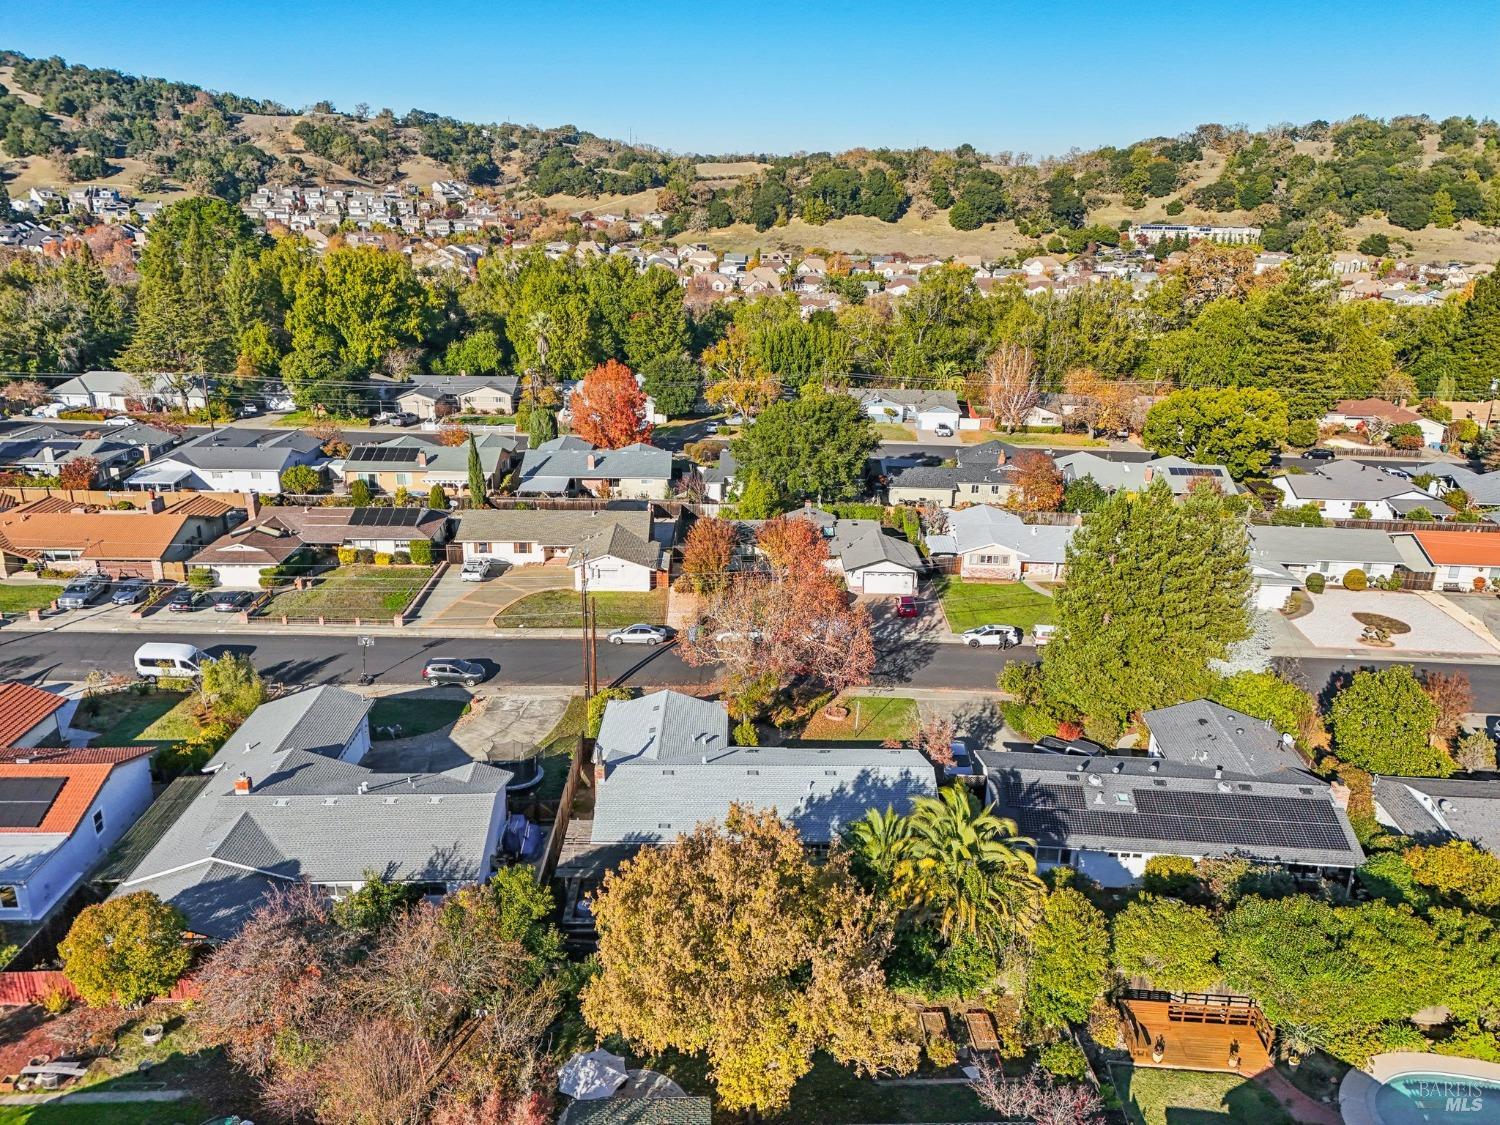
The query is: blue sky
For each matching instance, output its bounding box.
[6,1,1497,155]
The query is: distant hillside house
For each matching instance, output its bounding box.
[848,387,961,432]
[51,370,210,414]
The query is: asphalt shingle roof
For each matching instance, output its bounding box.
[518,438,671,493]
[939,505,1075,563]
[1143,700,1308,779]
[1372,776,1500,853]
[455,507,652,546]
[568,524,663,569]
[1275,459,1432,502]
[564,1098,713,1125]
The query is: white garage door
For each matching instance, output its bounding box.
[861,568,916,595]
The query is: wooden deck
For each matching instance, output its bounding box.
[1120,995,1274,1076]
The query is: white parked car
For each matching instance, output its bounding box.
[1032,624,1056,647]
[460,558,492,582]
[608,623,674,646]
[962,624,1022,648]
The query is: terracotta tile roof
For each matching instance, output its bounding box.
[0,745,154,767]
[0,763,114,834]
[0,684,66,746]
[0,503,208,560]
[1410,531,1500,566]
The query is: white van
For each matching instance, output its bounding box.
[133,642,206,680]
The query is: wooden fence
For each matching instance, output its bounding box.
[1249,513,1500,534]
[0,971,200,1006]
[536,735,591,885]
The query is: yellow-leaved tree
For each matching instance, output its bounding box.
[581,805,919,1112]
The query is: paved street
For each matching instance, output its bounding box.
[0,626,1019,693]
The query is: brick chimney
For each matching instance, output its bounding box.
[586,453,598,471]
[241,491,260,519]
[416,450,427,468]
[234,772,252,795]
[1329,780,1351,810]
[145,492,165,514]
[1142,466,1153,483]
[592,750,607,785]
[996,446,1007,466]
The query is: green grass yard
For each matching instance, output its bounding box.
[872,422,918,441]
[369,694,470,739]
[961,429,1106,447]
[0,583,64,614]
[536,695,587,800]
[270,564,430,622]
[936,577,1055,633]
[0,1104,212,1125]
[1113,1065,1293,1125]
[493,589,667,629]
[798,695,917,744]
[79,690,198,747]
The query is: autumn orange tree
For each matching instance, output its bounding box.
[59,456,101,489]
[1006,450,1064,513]
[582,806,919,1113]
[679,515,738,595]
[568,358,653,449]
[678,516,875,717]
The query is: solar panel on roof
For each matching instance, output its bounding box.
[1167,466,1222,477]
[348,445,417,464]
[0,776,66,828]
[349,507,425,528]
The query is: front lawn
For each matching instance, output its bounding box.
[936,577,1055,633]
[873,422,917,441]
[1113,1065,1293,1125]
[273,410,368,428]
[0,583,64,614]
[270,564,431,622]
[78,689,198,747]
[369,694,470,739]
[493,589,667,629]
[798,695,917,744]
[537,695,586,800]
[963,430,1106,447]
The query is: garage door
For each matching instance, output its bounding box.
[861,569,915,595]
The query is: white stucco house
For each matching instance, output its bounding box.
[1247,525,1409,609]
[849,388,962,432]
[925,506,1076,582]
[567,523,665,592]
[0,744,156,923]
[1271,460,1452,520]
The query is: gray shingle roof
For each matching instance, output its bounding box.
[1373,775,1500,853]
[163,428,323,471]
[1143,700,1308,779]
[988,752,1364,869]
[1275,459,1433,502]
[1248,526,1407,569]
[455,507,652,546]
[1057,453,1238,496]
[939,505,1075,563]
[202,686,371,778]
[568,524,663,569]
[1412,463,1500,506]
[592,691,934,846]
[118,862,288,942]
[345,433,518,474]
[564,1098,713,1125]
[518,438,671,492]
[825,519,922,573]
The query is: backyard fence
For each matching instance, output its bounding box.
[536,735,591,885]
[0,971,200,1006]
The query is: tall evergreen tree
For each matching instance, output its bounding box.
[1243,230,1344,419]
[526,404,557,445]
[1446,271,1500,400]
[466,434,487,507]
[1041,479,1252,734]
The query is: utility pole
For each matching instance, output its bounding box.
[579,551,592,699]
[587,594,599,697]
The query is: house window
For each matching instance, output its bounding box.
[1448,566,1461,580]
[473,543,492,554]
[970,485,980,494]
[512,543,529,553]
[93,809,105,834]
[0,886,15,909]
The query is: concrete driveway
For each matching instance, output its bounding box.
[424,564,573,628]
[358,685,573,772]
[1290,589,1500,656]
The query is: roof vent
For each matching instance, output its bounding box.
[1087,774,1103,787]
[323,797,337,806]
[1214,765,1224,780]
[429,795,442,804]
[384,796,398,804]
[1148,761,1159,773]
[357,782,369,794]
[1112,762,1123,774]
[1216,781,1231,793]
[1075,761,1086,772]
[274,797,289,807]
[1438,798,1454,812]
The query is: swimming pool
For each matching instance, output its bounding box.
[1374,1072,1499,1124]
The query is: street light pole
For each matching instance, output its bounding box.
[357,634,374,686]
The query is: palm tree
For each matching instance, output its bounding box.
[847,805,910,890]
[893,787,1044,944]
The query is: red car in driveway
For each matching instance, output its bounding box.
[895,596,920,618]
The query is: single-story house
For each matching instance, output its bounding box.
[393,375,521,420]
[126,429,324,495]
[0,745,156,923]
[1372,775,1500,855]
[1390,530,1500,592]
[1323,398,1447,450]
[590,691,934,849]
[235,505,448,556]
[454,507,662,573]
[0,495,243,580]
[885,440,1026,507]
[187,521,316,589]
[987,749,1363,888]
[701,449,737,504]
[517,437,673,500]
[1409,462,1500,510]
[51,370,209,414]
[0,433,149,485]
[817,517,923,596]
[1247,525,1409,609]
[925,505,1075,581]
[0,682,69,748]
[1143,700,1309,780]
[340,434,519,498]
[115,687,511,941]
[568,522,666,592]
[1270,460,1450,520]
[849,388,962,432]
[1055,453,1238,497]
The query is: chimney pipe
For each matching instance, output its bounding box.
[234,772,252,795]
[1213,764,1223,780]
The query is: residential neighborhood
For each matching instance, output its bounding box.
[2,14,1500,1125]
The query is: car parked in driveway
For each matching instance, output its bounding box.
[961,624,1022,648]
[165,588,209,613]
[210,590,254,613]
[57,574,109,610]
[109,579,150,606]
[608,623,673,646]
[460,558,492,582]
[1031,623,1056,647]
[895,596,920,619]
[422,658,487,685]
[933,422,955,438]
